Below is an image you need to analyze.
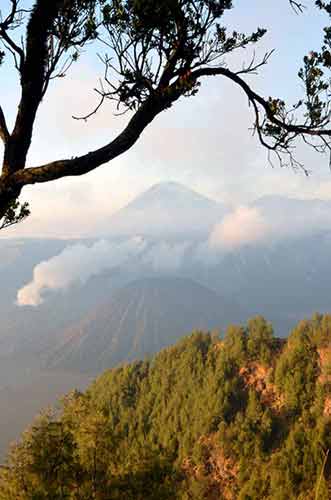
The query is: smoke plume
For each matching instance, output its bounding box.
[209,206,268,250]
[17,237,146,306]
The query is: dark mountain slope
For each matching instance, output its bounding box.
[46,277,239,373]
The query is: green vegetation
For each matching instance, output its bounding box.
[0,315,330,499]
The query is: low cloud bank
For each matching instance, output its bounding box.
[16,200,331,306]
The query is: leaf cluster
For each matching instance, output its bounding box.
[95,0,266,111]
[0,198,30,230]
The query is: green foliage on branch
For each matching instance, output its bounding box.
[0,199,30,231]
[97,0,266,111]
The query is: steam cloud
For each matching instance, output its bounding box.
[17,237,146,306]
[209,206,268,250]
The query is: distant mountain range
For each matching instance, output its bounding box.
[1,181,331,359]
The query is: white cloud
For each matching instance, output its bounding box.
[209,206,268,250]
[17,237,146,306]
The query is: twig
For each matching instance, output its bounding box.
[315,449,329,500]
[289,0,306,13]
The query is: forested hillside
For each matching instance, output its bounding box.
[0,315,330,499]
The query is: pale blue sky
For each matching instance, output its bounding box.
[1,0,331,237]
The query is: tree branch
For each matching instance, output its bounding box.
[191,66,331,138]
[289,0,306,13]
[11,90,181,187]
[0,0,26,72]
[0,28,25,70]
[9,60,331,189]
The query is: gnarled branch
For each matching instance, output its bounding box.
[11,88,182,187]
[192,66,331,138]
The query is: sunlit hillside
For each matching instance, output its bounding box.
[1,314,330,499]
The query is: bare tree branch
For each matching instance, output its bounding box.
[191,66,331,138]
[72,90,106,121]
[0,0,26,72]
[289,0,306,13]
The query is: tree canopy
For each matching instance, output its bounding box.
[1,0,331,228]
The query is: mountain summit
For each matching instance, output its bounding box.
[107,182,227,239]
[128,182,219,208]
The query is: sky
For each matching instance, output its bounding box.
[1,0,331,238]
